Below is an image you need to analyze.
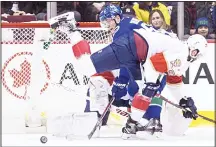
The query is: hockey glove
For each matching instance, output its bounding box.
[142,82,160,98]
[49,12,79,32]
[142,75,167,98]
[112,76,128,100]
[179,97,198,120]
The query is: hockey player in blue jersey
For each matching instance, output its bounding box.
[99,4,166,135]
[99,4,148,126]
[84,4,144,126]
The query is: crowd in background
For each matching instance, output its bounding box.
[1,1,216,39]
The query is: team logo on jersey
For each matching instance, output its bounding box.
[170,59,181,68]
[168,59,182,76]
[167,69,175,76]
[1,52,51,99]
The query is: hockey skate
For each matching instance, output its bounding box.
[136,118,163,139]
[121,116,140,139]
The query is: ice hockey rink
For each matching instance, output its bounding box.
[2,126,215,146]
[1,6,215,146]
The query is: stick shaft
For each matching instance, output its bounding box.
[88,97,115,139]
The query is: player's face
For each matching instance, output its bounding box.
[107,18,118,34]
[197,26,208,37]
[189,48,201,62]
[101,16,120,34]
[191,49,199,57]
[151,12,163,29]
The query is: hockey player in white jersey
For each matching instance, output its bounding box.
[94,4,194,138]
[49,11,208,138]
[124,34,208,138]
[97,6,208,138]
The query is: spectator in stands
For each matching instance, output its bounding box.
[122,5,136,18]
[36,2,82,21]
[211,2,216,33]
[9,2,45,15]
[1,1,46,22]
[1,1,28,16]
[133,2,170,25]
[170,2,197,35]
[119,2,136,18]
[171,2,215,36]
[196,2,214,34]
[195,17,216,39]
[161,2,177,11]
[162,2,177,16]
[81,2,105,22]
[1,1,11,14]
[149,9,172,32]
[186,2,197,34]
[58,2,81,21]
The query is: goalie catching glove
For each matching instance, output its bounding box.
[48,12,79,32]
[179,97,198,120]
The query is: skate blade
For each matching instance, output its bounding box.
[66,135,89,141]
[136,131,162,140]
[121,133,136,140]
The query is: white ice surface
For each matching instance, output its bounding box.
[2,126,215,146]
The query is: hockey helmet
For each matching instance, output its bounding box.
[99,4,123,22]
[186,34,208,62]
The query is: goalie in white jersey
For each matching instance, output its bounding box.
[49,12,208,138]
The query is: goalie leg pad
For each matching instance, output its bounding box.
[130,93,151,122]
[47,112,98,137]
[88,76,110,114]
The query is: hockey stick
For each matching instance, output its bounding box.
[88,96,115,139]
[87,66,137,139]
[157,73,216,124]
[159,95,216,124]
[152,73,216,124]
[111,88,216,125]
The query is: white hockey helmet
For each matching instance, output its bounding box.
[186,34,208,62]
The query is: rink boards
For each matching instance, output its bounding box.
[1,42,215,127]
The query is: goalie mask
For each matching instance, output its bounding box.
[186,34,208,62]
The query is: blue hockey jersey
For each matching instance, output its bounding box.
[113,17,145,81]
[113,17,144,41]
[90,17,155,80]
